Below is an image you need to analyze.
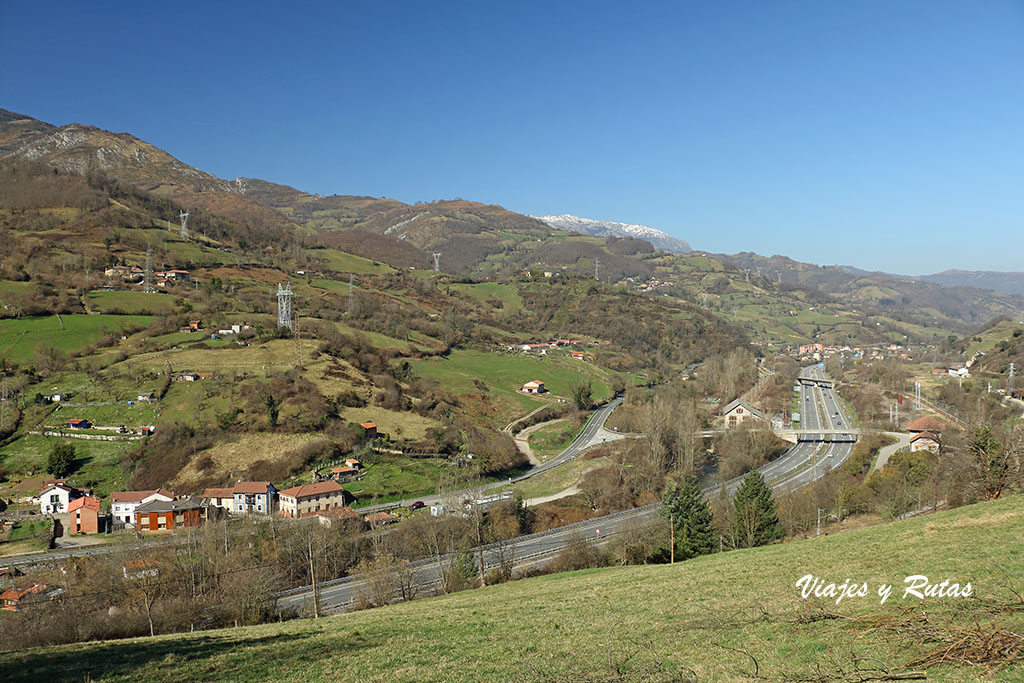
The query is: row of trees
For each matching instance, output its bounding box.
[660,472,782,562]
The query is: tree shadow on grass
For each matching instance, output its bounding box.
[1,628,360,681]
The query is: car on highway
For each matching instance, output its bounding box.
[409,501,425,510]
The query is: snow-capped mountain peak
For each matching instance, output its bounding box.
[531,214,691,254]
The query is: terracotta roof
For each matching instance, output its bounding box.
[905,416,949,433]
[68,497,100,512]
[40,481,74,494]
[111,489,175,504]
[279,480,343,499]
[66,419,87,425]
[364,512,397,524]
[231,481,273,495]
[360,422,378,429]
[202,488,234,499]
[319,506,362,521]
[136,496,204,513]
[0,583,51,604]
[331,466,356,474]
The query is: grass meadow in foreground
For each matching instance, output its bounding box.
[3,495,1023,681]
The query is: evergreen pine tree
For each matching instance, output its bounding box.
[729,471,782,548]
[660,475,715,561]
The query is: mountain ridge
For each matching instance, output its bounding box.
[532,213,692,254]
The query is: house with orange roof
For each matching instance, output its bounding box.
[277,480,352,519]
[231,481,276,515]
[521,380,546,394]
[1,583,63,612]
[68,496,102,534]
[201,487,234,510]
[360,422,379,439]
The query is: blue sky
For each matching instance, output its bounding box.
[3,1,1022,274]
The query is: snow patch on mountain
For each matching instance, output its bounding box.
[531,214,692,254]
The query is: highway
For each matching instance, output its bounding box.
[278,366,856,614]
[2,397,625,569]
[356,395,624,514]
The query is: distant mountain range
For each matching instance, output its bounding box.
[917,270,1024,297]
[531,214,692,254]
[4,106,1024,340]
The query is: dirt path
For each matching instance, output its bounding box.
[513,419,569,467]
[524,485,580,507]
[872,432,911,471]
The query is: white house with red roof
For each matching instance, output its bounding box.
[521,380,546,394]
[38,481,82,514]
[110,489,176,525]
[909,432,940,454]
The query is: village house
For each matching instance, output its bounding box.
[68,496,102,534]
[110,489,176,526]
[910,432,941,454]
[103,265,132,279]
[720,399,767,428]
[232,481,276,515]
[364,511,398,526]
[330,466,359,482]
[314,506,364,528]
[1,583,63,612]
[277,480,352,519]
[571,351,587,360]
[521,380,546,394]
[134,496,208,534]
[65,418,91,430]
[176,371,200,382]
[137,392,155,403]
[39,481,82,514]
[360,422,379,439]
[122,559,160,580]
[201,488,234,510]
[155,269,190,282]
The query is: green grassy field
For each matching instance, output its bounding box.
[9,493,1022,681]
[86,290,179,315]
[307,248,394,274]
[0,434,134,496]
[342,455,458,505]
[0,314,152,365]
[527,418,582,456]
[450,282,527,314]
[409,349,613,403]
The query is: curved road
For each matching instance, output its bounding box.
[280,367,857,613]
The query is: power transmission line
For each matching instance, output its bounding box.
[179,210,190,240]
[276,283,293,331]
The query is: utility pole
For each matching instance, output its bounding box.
[1010,362,1015,393]
[913,382,921,410]
[594,257,600,281]
[816,508,822,537]
[307,533,319,619]
[179,210,190,240]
